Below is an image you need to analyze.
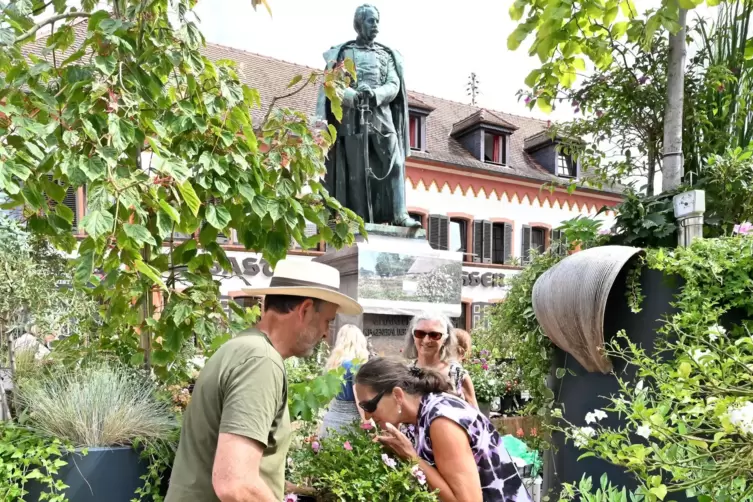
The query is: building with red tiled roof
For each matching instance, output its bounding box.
[18,26,621,332]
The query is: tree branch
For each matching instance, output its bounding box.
[262,76,315,124]
[14,12,91,44]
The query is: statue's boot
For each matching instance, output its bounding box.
[394,213,422,228]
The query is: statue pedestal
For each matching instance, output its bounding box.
[314,224,461,355]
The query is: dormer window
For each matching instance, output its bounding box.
[409,114,423,151]
[484,132,506,165]
[450,109,518,165]
[557,152,576,178]
[408,94,435,153]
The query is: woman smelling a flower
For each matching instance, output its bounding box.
[355,357,532,502]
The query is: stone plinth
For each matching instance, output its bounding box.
[314,223,461,353]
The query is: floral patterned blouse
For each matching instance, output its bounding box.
[415,392,532,502]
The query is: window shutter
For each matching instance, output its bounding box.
[482,220,493,263]
[46,175,79,230]
[62,186,78,230]
[439,215,449,251]
[522,225,532,264]
[428,214,441,250]
[503,223,513,264]
[472,220,484,263]
[503,135,509,166]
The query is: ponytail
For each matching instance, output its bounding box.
[355,357,452,396]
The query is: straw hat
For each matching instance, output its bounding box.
[242,259,363,316]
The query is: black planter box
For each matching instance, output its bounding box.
[550,267,697,501]
[25,446,150,502]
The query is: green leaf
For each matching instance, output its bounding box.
[537,97,553,113]
[746,39,753,60]
[650,485,668,500]
[556,367,566,379]
[81,156,106,181]
[509,0,526,21]
[242,126,258,154]
[251,194,268,217]
[124,223,157,246]
[81,209,114,239]
[572,57,586,71]
[75,247,95,285]
[156,211,173,239]
[134,259,167,290]
[178,180,201,216]
[238,183,256,205]
[94,55,117,75]
[524,69,541,88]
[151,350,172,366]
[158,199,181,223]
[288,74,303,88]
[206,205,231,230]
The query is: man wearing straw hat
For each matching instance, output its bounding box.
[166,259,363,502]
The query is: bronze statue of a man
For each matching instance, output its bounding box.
[316,4,421,228]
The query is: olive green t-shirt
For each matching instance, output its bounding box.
[165,329,291,501]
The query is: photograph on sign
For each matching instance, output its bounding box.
[358,250,462,315]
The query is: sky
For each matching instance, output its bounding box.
[192,0,576,122]
[192,0,717,124]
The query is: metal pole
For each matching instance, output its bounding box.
[673,190,705,248]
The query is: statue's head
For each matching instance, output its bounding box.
[353,4,380,43]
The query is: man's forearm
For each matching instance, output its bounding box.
[215,478,278,502]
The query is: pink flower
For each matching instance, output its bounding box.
[311,441,320,453]
[382,453,397,469]
[343,441,353,451]
[285,495,298,502]
[411,465,427,485]
[516,428,525,438]
[360,422,374,431]
[482,363,489,371]
[524,96,532,105]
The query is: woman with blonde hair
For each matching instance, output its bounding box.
[452,328,472,363]
[319,324,370,437]
[402,311,477,408]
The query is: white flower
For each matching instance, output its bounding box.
[550,408,562,418]
[691,349,713,365]
[572,426,596,448]
[636,424,652,439]
[584,409,606,424]
[707,324,726,342]
[727,401,753,435]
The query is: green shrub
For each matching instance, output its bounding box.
[17,363,174,447]
[287,425,438,502]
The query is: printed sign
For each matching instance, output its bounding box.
[362,314,412,338]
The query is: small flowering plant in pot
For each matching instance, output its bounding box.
[286,424,437,502]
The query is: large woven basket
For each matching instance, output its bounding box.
[532,246,644,373]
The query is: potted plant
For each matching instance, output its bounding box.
[286,424,438,501]
[16,362,176,501]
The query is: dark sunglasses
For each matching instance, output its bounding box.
[413,329,444,341]
[358,390,386,413]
